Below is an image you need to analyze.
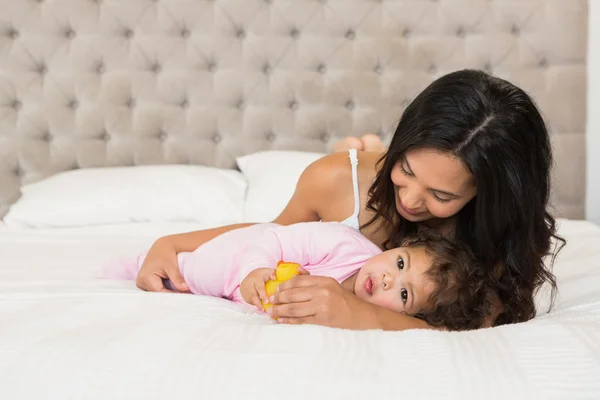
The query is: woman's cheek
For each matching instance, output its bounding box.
[428,202,462,219]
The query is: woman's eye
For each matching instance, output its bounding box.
[400,164,414,177]
[433,192,452,203]
[400,288,408,304]
[397,256,404,270]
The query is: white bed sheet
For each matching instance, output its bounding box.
[1,219,600,400]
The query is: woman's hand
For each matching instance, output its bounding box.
[268,275,376,330]
[135,237,190,293]
[269,275,433,331]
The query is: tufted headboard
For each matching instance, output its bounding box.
[0,0,588,219]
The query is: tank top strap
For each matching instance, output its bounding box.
[348,148,360,219]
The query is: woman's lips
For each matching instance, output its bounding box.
[399,199,422,215]
[363,276,373,296]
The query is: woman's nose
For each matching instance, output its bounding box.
[401,190,422,209]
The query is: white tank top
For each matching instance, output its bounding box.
[340,149,361,231]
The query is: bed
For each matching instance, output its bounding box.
[1,0,597,399]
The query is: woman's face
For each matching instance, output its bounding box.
[390,148,477,222]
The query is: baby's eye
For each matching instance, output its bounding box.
[397,256,404,270]
[400,288,408,305]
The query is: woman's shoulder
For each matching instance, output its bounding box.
[299,152,352,191]
[301,151,380,196]
[356,150,384,168]
[355,150,383,184]
[273,152,355,224]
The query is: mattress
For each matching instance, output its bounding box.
[1,219,600,400]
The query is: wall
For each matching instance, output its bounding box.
[587,0,600,224]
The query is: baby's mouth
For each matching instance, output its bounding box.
[363,276,373,296]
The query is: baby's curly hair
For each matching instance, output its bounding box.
[402,232,495,331]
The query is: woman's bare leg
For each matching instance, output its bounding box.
[332,136,364,152]
[360,134,385,151]
[332,134,385,153]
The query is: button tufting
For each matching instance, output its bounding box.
[123,28,134,39]
[68,99,79,109]
[484,62,492,73]
[289,100,299,110]
[37,64,47,75]
[345,29,355,40]
[126,97,136,108]
[150,63,161,73]
[180,99,189,109]
[101,131,110,141]
[65,29,76,39]
[181,28,190,39]
[42,131,51,141]
[236,28,246,39]
[539,58,548,68]
[236,99,245,109]
[266,132,276,142]
[290,28,300,39]
[8,28,19,39]
[402,28,411,38]
[207,61,217,72]
[95,62,105,74]
[158,131,167,141]
[345,100,355,110]
[317,64,327,74]
[262,63,272,75]
[12,100,22,110]
[456,27,465,38]
[212,133,221,143]
[428,64,437,74]
[13,165,24,177]
[374,64,383,74]
[320,132,329,142]
[511,25,520,36]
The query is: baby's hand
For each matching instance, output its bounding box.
[240,268,277,311]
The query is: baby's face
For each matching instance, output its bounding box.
[354,246,436,315]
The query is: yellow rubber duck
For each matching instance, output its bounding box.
[262,261,300,312]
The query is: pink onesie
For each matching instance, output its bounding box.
[103,222,382,305]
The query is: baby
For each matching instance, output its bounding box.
[103,222,491,330]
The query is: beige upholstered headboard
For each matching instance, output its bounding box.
[0,0,588,219]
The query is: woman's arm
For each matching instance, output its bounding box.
[135,154,343,292]
[270,275,433,331]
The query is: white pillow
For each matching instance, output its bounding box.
[3,165,247,228]
[236,150,327,222]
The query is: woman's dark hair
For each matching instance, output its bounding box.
[364,69,565,325]
[400,232,494,331]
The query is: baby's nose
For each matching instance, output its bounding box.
[382,273,393,289]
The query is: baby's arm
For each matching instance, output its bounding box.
[237,222,374,280]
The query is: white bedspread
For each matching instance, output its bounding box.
[1,220,600,400]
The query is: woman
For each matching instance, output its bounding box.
[135,69,563,330]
